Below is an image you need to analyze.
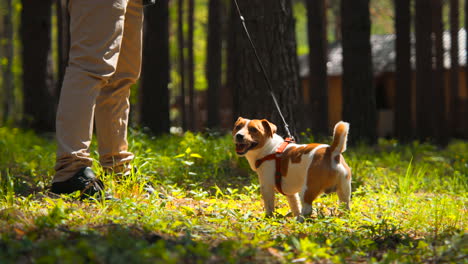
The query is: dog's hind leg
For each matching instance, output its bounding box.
[336,177,351,210]
[336,160,352,210]
[299,185,322,221]
[286,193,301,217]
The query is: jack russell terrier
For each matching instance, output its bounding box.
[233,117,351,221]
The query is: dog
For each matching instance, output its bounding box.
[233,117,351,221]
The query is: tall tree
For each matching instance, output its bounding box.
[394,0,413,142]
[21,0,55,132]
[306,0,328,135]
[449,0,460,136]
[341,0,376,144]
[431,0,448,145]
[140,0,170,135]
[206,0,223,129]
[415,0,435,141]
[226,0,237,126]
[177,0,187,130]
[187,0,195,130]
[56,0,70,96]
[466,0,468,101]
[229,0,301,138]
[2,0,14,124]
[329,0,341,42]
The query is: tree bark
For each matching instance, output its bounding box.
[2,0,14,124]
[415,0,435,141]
[140,0,170,135]
[329,0,341,42]
[206,0,222,129]
[449,0,459,136]
[306,0,328,135]
[21,0,55,132]
[431,0,448,146]
[466,0,468,101]
[177,0,187,131]
[229,0,301,138]
[227,0,237,126]
[341,0,376,144]
[187,0,195,130]
[56,0,70,97]
[394,0,413,142]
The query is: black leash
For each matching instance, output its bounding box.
[233,0,294,140]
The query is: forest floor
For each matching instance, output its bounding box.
[0,127,466,263]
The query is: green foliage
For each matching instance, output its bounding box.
[0,127,55,194]
[0,127,466,263]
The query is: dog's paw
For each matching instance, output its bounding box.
[296,215,305,223]
[264,212,274,219]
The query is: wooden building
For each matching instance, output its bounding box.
[299,29,468,138]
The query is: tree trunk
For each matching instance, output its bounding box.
[140,0,170,135]
[415,0,435,141]
[431,0,448,146]
[306,0,328,135]
[56,0,70,97]
[394,0,413,142]
[177,0,187,131]
[2,0,14,124]
[329,0,341,42]
[449,0,459,136]
[187,0,195,131]
[206,0,222,129]
[466,0,468,101]
[21,0,55,132]
[341,0,376,144]
[0,5,2,124]
[226,0,237,126]
[229,0,301,138]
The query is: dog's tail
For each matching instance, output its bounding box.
[329,121,350,161]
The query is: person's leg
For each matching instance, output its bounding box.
[54,0,129,183]
[95,0,143,175]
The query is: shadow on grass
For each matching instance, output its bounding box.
[2,221,464,264]
[0,223,274,264]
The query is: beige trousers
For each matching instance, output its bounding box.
[54,0,143,182]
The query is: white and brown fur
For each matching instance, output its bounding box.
[233,117,351,221]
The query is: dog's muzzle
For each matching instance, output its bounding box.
[235,134,258,155]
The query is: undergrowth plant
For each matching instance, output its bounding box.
[0,127,466,263]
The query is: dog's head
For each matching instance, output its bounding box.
[232,117,277,155]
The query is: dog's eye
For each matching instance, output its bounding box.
[248,127,258,133]
[235,124,243,131]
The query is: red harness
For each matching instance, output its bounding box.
[254,138,294,195]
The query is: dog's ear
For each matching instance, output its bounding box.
[261,119,277,138]
[235,117,244,124]
[234,117,245,128]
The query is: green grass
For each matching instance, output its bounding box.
[0,126,467,263]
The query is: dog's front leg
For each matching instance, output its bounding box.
[286,193,301,217]
[257,165,276,217]
[260,184,275,217]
